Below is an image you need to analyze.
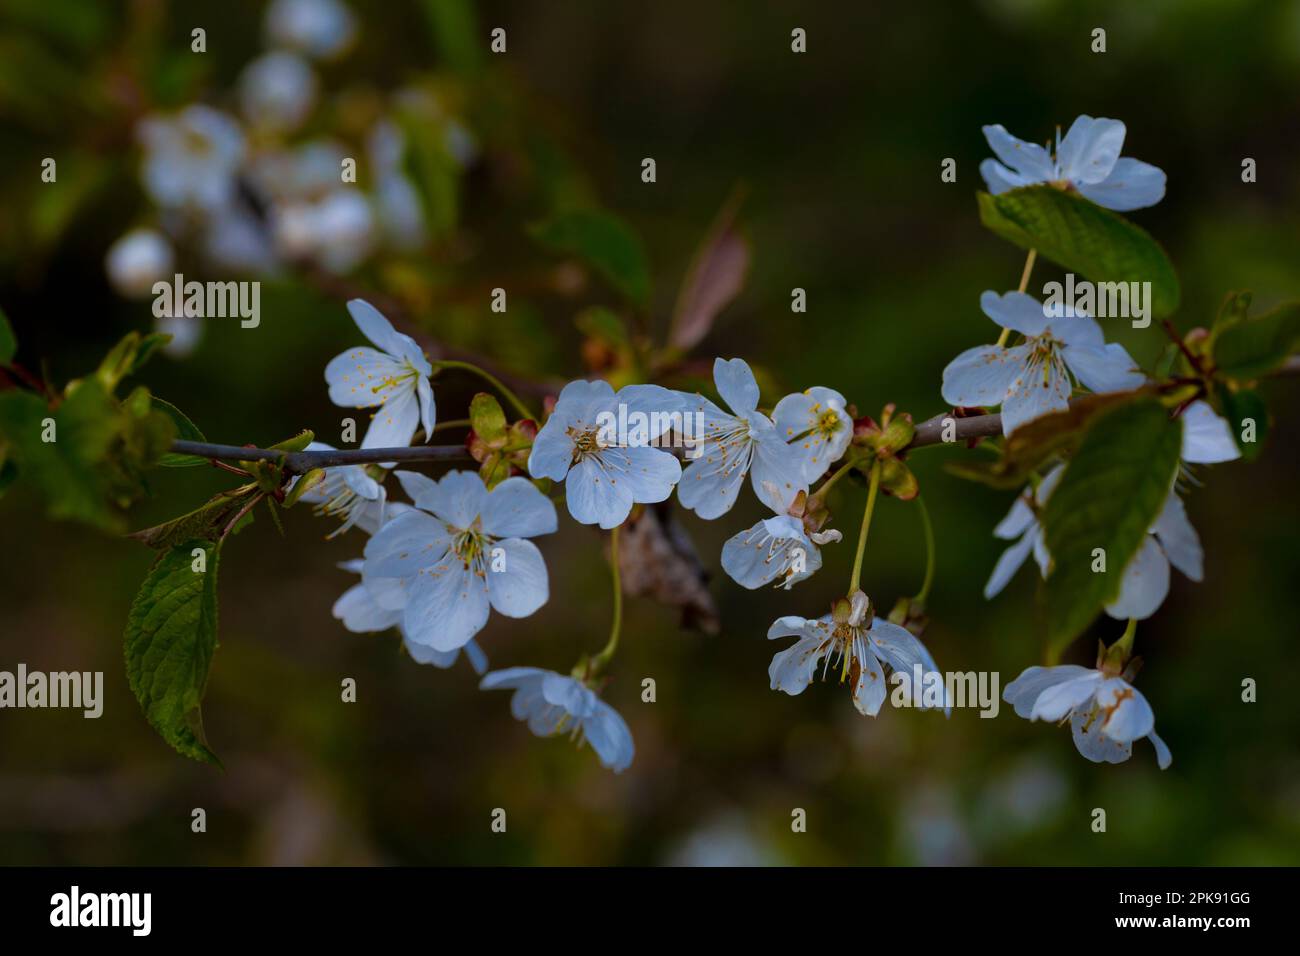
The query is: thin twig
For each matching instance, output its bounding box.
[169,440,473,475]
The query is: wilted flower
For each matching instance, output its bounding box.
[677,358,807,519]
[1003,664,1171,769]
[941,291,1144,435]
[324,299,434,449]
[480,667,634,772]
[980,115,1166,211]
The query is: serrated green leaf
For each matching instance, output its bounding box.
[1042,398,1182,657]
[129,489,257,549]
[1212,301,1300,381]
[977,185,1180,319]
[153,396,207,467]
[0,304,15,365]
[530,209,651,306]
[124,540,222,765]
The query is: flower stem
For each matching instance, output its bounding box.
[1115,617,1138,656]
[848,460,882,594]
[809,457,855,507]
[995,248,1038,347]
[433,359,537,422]
[911,494,936,605]
[431,418,472,433]
[590,525,623,675]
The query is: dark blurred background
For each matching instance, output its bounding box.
[1,0,1297,865]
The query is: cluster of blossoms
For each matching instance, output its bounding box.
[287,114,1232,777]
[960,115,1238,768]
[103,0,475,356]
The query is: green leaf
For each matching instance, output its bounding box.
[1041,398,1182,657]
[124,540,223,765]
[0,380,121,531]
[153,397,208,467]
[129,490,257,550]
[530,209,651,307]
[977,185,1180,319]
[945,390,1144,490]
[1218,387,1269,462]
[0,304,15,365]
[1212,301,1300,381]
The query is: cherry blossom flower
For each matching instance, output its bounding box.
[480,667,634,772]
[941,291,1145,435]
[1003,664,1171,769]
[767,592,947,716]
[676,358,807,519]
[721,515,839,590]
[980,115,1166,211]
[528,379,683,529]
[772,386,853,482]
[324,299,434,449]
[137,106,245,213]
[265,0,357,60]
[293,442,387,537]
[105,229,174,299]
[362,471,557,653]
[238,51,318,133]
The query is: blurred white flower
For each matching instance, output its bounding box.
[138,105,245,212]
[105,228,173,298]
[239,51,318,132]
[266,0,357,60]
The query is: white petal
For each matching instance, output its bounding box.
[984,529,1036,599]
[1075,158,1166,211]
[1044,312,1104,348]
[486,537,549,618]
[325,347,408,408]
[867,618,943,690]
[347,299,409,356]
[768,634,825,696]
[602,444,682,505]
[332,582,400,632]
[1030,672,1103,721]
[1000,360,1071,435]
[393,470,439,510]
[402,558,490,651]
[614,384,684,441]
[527,420,575,481]
[1056,115,1125,185]
[360,384,421,449]
[940,343,1026,408]
[479,476,558,539]
[582,700,635,772]
[363,510,452,581]
[1064,342,1144,394]
[416,375,435,441]
[850,636,888,716]
[1152,492,1203,582]
[1096,677,1155,743]
[1003,664,1097,719]
[982,124,1056,181]
[1147,729,1173,769]
[750,426,807,515]
[979,158,1031,194]
[425,470,489,528]
[713,357,760,414]
[1105,535,1170,620]
[565,455,633,528]
[1070,707,1132,764]
[677,426,751,519]
[1180,400,1240,464]
[981,290,1052,338]
[993,492,1036,540]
